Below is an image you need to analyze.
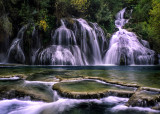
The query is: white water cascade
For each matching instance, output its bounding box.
[104,8,155,65]
[6,9,156,65]
[36,19,107,65]
[31,26,41,65]
[7,25,28,64]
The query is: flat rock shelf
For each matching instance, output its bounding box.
[53,80,135,99]
[53,78,160,110]
[0,65,160,114]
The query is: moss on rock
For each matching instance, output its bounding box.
[53,80,135,99]
[126,87,160,109]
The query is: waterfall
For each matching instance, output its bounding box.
[104,8,155,65]
[31,26,41,65]
[36,19,107,65]
[36,20,86,65]
[75,19,102,64]
[52,20,77,46]
[7,25,28,64]
[6,10,156,65]
[141,40,150,49]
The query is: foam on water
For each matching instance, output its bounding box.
[24,80,57,86]
[0,76,20,80]
[111,104,160,113]
[0,96,158,114]
[0,99,45,114]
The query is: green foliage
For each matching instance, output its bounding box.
[0,1,12,36]
[126,0,152,39]
[149,0,160,38]
[148,0,160,52]
[10,0,20,4]
[71,0,89,13]
[55,0,70,21]
[19,3,34,25]
[1,0,160,53]
[54,0,89,22]
[1,0,124,35]
[95,2,114,33]
[0,0,5,15]
[86,0,124,34]
[0,16,12,36]
[132,0,151,22]
[46,15,56,30]
[124,0,160,53]
[103,0,123,15]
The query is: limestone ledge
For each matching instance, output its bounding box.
[55,76,160,110]
[53,83,134,99]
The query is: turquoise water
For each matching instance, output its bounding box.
[1,65,160,87]
[0,65,159,114]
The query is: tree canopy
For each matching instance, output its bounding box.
[0,0,160,53]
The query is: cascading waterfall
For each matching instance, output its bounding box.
[74,19,103,64]
[36,20,86,65]
[141,40,150,49]
[91,23,108,55]
[31,26,41,65]
[7,25,28,64]
[6,9,156,65]
[36,19,107,65]
[104,8,155,65]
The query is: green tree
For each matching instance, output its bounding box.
[149,0,160,38]
[148,0,160,52]
[0,0,12,36]
[95,3,114,33]
[70,0,89,13]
